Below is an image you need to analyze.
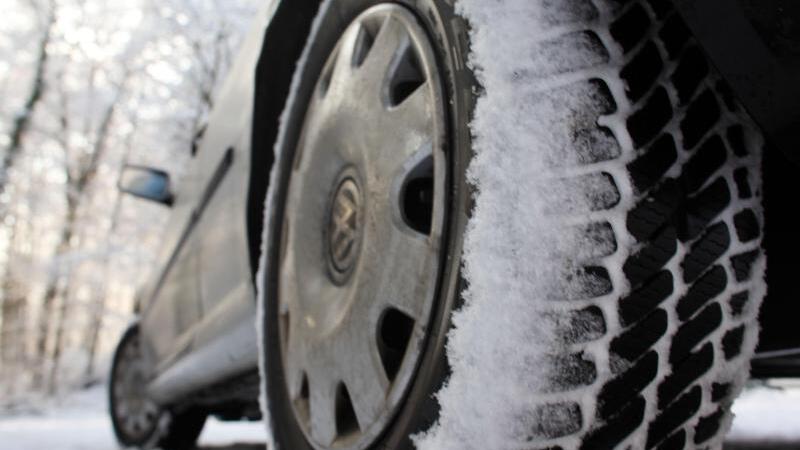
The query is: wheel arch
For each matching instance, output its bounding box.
[246,0,325,277]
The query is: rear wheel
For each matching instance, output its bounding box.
[109,325,207,450]
[260,0,766,449]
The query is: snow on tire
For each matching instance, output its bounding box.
[416,1,765,450]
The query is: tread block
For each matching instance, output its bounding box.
[681,135,727,194]
[540,0,599,25]
[598,351,658,420]
[733,167,753,199]
[646,0,674,19]
[527,402,583,440]
[537,31,610,77]
[677,265,727,321]
[624,226,678,289]
[544,79,621,166]
[712,382,731,402]
[587,173,622,211]
[657,430,686,450]
[669,302,723,365]
[628,86,674,148]
[646,385,702,449]
[730,291,749,317]
[580,396,646,450]
[733,209,760,243]
[622,41,663,102]
[723,325,746,360]
[627,134,678,195]
[619,271,674,327]
[658,342,714,409]
[727,125,749,157]
[680,177,731,242]
[671,45,708,104]
[555,306,607,345]
[546,353,598,392]
[659,13,691,59]
[694,409,724,444]
[612,309,668,362]
[585,266,615,297]
[610,3,650,53]
[582,221,618,258]
[551,265,614,301]
[731,250,759,282]
[681,222,731,283]
[544,172,621,214]
[628,179,682,241]
[681,89,721,150]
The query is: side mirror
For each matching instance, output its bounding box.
[118,165,174,206]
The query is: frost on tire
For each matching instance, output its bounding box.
[415,1,766,449]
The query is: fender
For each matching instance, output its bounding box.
[673,0,800,164]
[246,0,323,277]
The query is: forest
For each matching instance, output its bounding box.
[0,0,257,403]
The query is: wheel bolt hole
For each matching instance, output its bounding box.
[377,308,415,381]
[388,46,425,106]
[335,383,360,437]
[401,155,434,235]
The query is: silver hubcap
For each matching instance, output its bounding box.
[112,334,161,441]
[279,4,446,449]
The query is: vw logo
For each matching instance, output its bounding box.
[328,177,362,275]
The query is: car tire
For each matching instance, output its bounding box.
[259,0,765,449]
[109,324,207,450]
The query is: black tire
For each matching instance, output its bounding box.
[109,324,207,450]
[260,0,765,449]
[156,409,207,450]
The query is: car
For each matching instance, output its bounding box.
[108,0,800,449]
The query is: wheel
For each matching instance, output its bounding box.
[260,2,471,449]
[109,324,207,450]
[259,0,766,449]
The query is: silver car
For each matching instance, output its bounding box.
[109,0,795,449]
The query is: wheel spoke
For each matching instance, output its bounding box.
[374,227,438,321]
[342,340,389,430]
[284,327,305,400]
[361,15,410,89]
[309,377,337,446]
[389,81,434,136]
[327,23,363,94]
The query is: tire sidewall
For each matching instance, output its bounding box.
[261,1,474,449]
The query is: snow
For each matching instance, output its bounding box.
[413,1,627,448]
[0,382,796,449]
[727,381,800,443]
[0,385,267,450]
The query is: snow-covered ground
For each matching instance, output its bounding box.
[0,385,266,450]
[0,381,798,449]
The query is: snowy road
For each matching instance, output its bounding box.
[0,382,798,449]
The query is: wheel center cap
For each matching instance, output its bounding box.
[327,176,362,278]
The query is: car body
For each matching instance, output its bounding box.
[120,0,800,427]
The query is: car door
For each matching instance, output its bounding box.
[138,155,204,372]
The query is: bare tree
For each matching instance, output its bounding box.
[0,0,55,196]
[0,0,56,384]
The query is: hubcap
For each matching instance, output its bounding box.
[112,333,161,442]
[278,4,447,450]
